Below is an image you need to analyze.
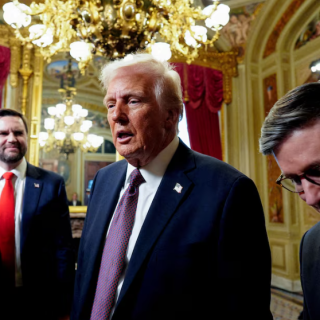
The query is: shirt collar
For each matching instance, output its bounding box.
[125,136,180,185]
[0,157,27,180]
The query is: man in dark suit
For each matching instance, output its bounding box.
[72,54,272,320]
[0,109,75,320]
[260,82,320,320]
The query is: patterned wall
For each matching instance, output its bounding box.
[263,74,284,223]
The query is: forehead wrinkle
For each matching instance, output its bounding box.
[283,161,320,178]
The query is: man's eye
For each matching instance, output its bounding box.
[291,177,302,185]
[107,104,115,109]
[129,99,139,105]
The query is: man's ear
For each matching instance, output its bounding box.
[165,108,179,128]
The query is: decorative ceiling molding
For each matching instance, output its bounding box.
[263,0,306,58]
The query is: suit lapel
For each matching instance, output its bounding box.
[21,163,43,253]
[116,141,195,307]
[80,161,127,308]
[85,161,127,257]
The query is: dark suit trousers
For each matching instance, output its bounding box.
[2,287,57,320]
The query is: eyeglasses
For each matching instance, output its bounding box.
[276,165,320,193]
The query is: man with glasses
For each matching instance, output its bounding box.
[260,82,320,320]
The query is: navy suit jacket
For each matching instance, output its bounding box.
[72,141,272,320]
[300,222,320,320]
[0,163,75,319]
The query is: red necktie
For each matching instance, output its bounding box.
[90,169,145,320]
[0,172,15,287]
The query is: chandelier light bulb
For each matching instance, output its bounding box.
[47,106,56,116]
[44,118,55,130]
[72,104,83,114]
[185,26,207,48]
[29,24,54,47]
[73,132,84,141]
[184,31,198,48]
[82,120,92,129]
[151,43,172,61]
[70,41,94,61]
[39,140,47,147]
[80,124,89,133]
[39,131,49,141]
[79,108,88,117]
[54,132,66,140]
[56,103,66,115]
[204,4,230,30]
[192,26,207,42]
[3,2,31,29]
[87,134,104,148]
[64,116,75,126]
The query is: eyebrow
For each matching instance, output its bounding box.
[283,162,320,178]
[105,90,146,103]
[0,129,24,134]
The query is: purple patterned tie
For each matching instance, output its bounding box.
[90,168,145,320]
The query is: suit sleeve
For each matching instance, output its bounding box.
[55,178,76,316]
[217,176,273,320]
[71,170,99,320]
[300,231,310,320]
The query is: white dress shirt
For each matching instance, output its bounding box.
[109,136,179,317]
[0,157,27,287]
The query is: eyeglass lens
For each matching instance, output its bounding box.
[280,167,320,192]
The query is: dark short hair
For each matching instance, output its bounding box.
[0,108,28,134]
[260,82,320,155]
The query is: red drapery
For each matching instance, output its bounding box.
[0,46,11,109]
[175,63,223,160]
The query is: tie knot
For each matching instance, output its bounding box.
[129,169,145,188]
[2,172,15,181]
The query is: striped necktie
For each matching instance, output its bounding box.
[90,168,145,320]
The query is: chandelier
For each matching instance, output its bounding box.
[3,0,230,74]
[39,57,104,157]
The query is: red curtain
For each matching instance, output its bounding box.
[0,46,11,109]
[175,63,223,160]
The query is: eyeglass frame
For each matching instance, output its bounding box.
[276,172,320,193]
[272,150,320,193]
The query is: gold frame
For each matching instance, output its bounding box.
[69,206,87,217]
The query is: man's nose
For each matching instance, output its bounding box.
[7,132,17,142]
[300,179,320,207]
[111,102,128,123]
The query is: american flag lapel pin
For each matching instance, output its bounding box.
[173,183,183,194]
[34,183,39,188]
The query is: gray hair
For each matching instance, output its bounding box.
[260,82,320,155]
[100,53,183,129]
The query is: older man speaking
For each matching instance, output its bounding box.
[71,54,272,320]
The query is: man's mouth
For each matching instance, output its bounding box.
[117,132,133,142]
[5,146,20,152]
